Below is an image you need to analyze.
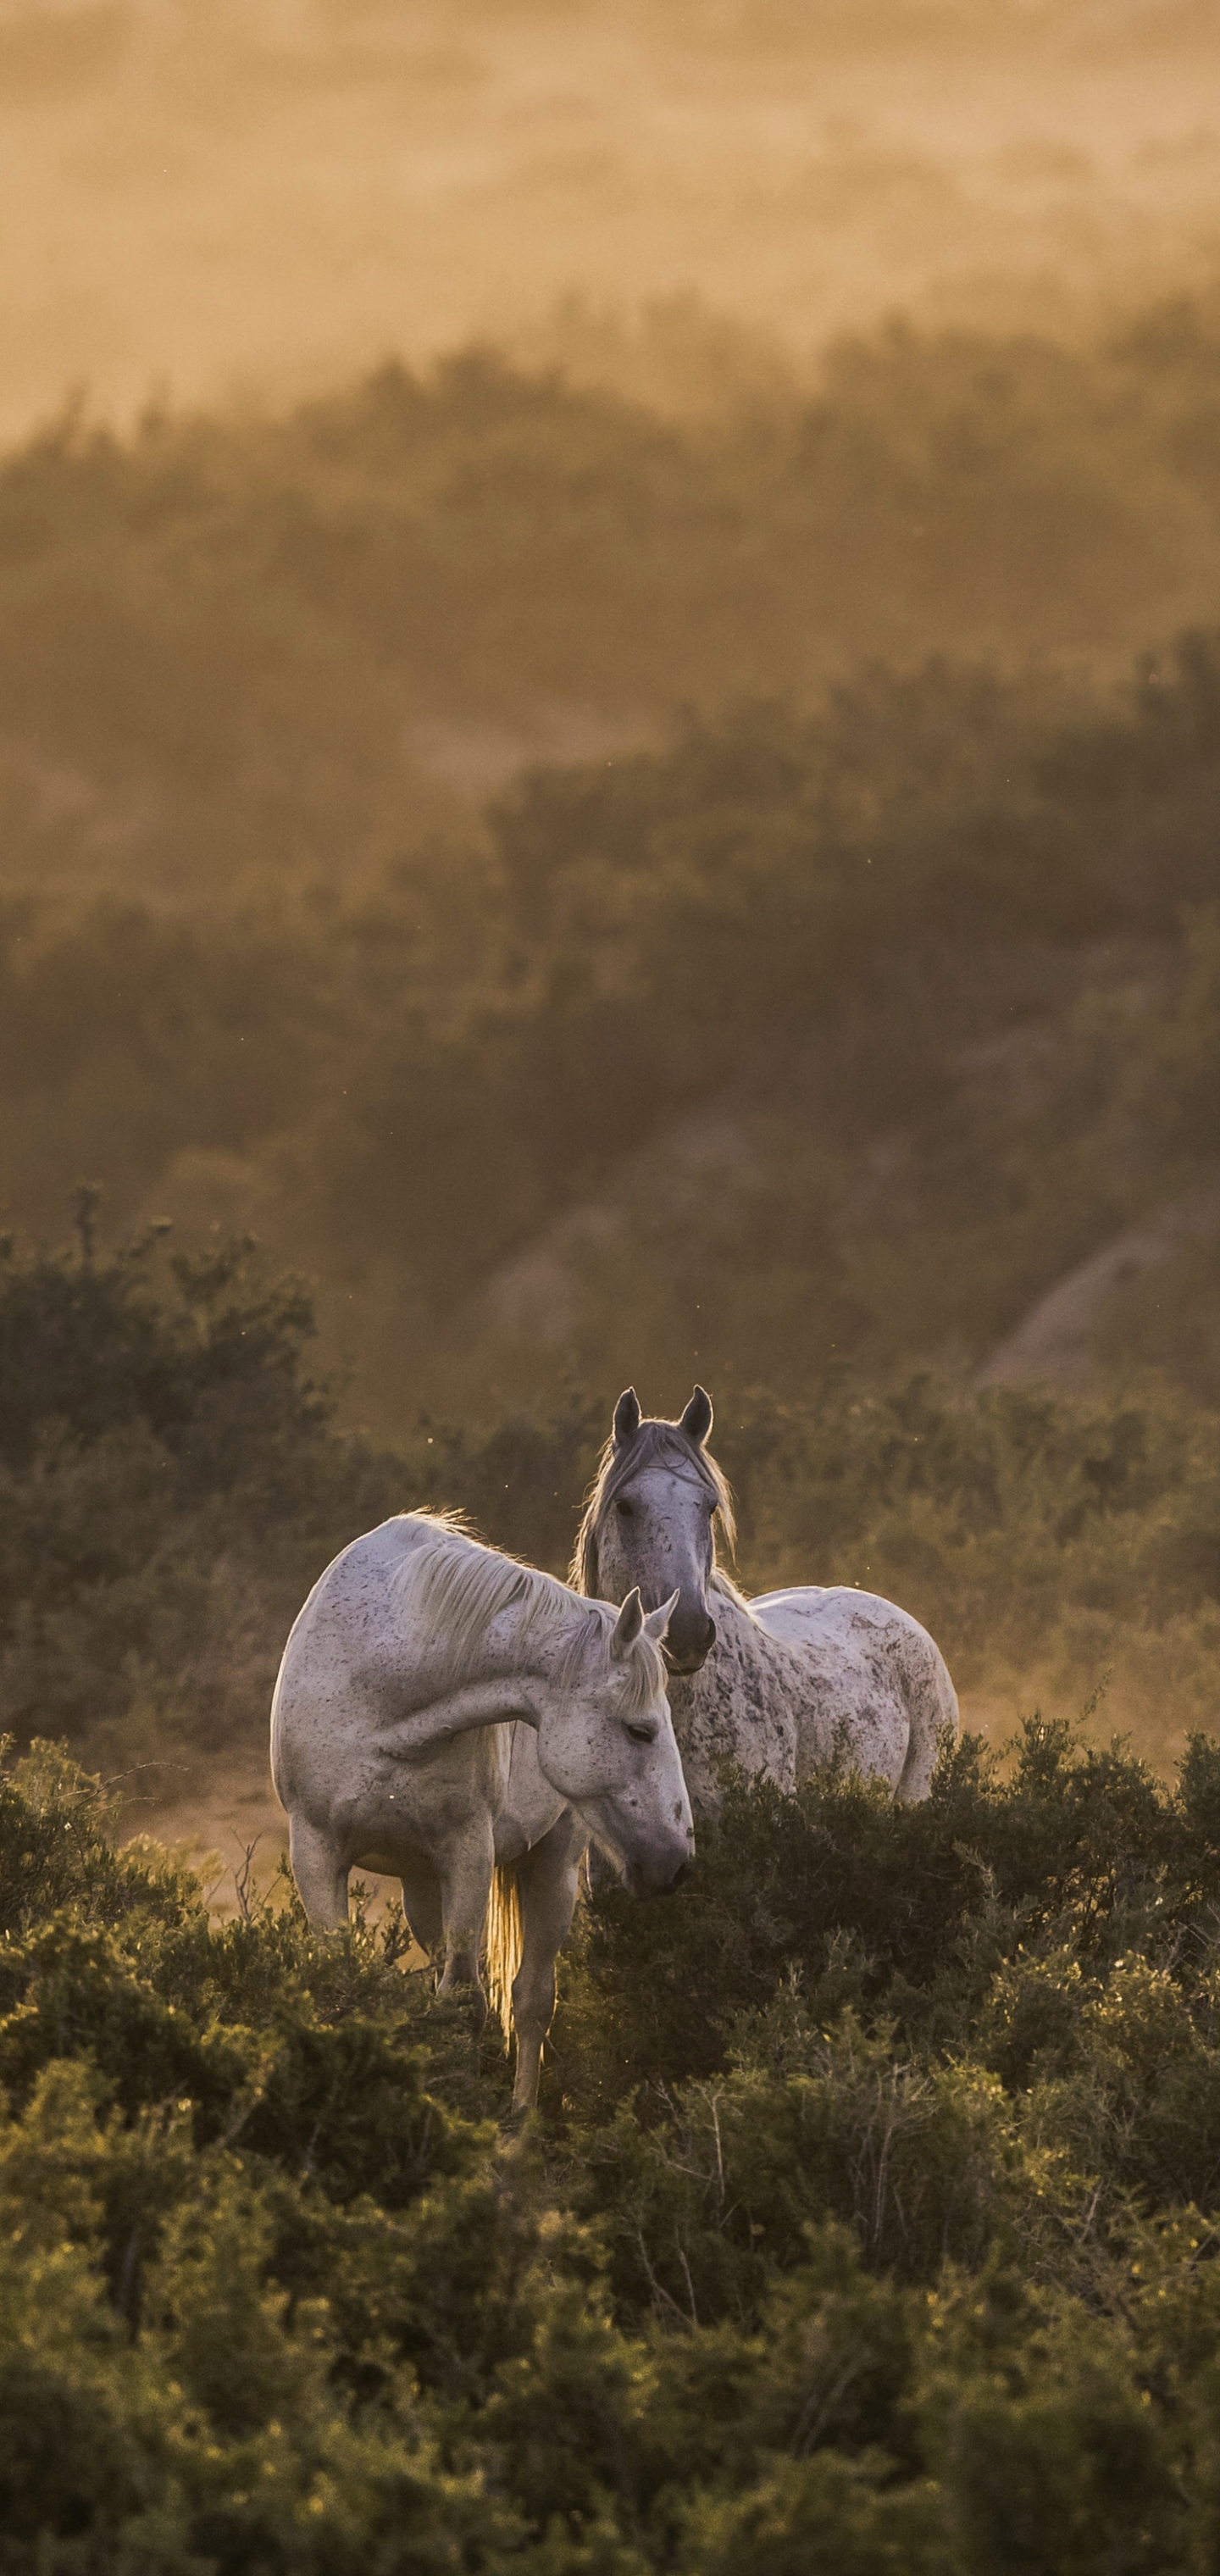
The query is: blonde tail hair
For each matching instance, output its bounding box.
[484,1863,522,2050]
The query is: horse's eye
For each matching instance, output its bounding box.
[626,1721,657,1745]
[616,1498,634,1518]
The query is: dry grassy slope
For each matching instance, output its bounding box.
[979,1184,1220,1388]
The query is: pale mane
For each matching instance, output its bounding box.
[393,1511,665,1716]
[709,1563,754,1616]
[570,1418,739,1596]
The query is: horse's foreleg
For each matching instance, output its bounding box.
[436,1818,496,2027]
[288,1814,350,1928]
[510,1809,587,2114]
[398,1854,444,1957]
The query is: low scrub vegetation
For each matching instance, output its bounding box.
[8,1725,1220,2568]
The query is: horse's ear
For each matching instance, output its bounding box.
[679,1385,713,1446]
[613,1387,641,1447]
[643,1589,679,1646]
[611,1588,644,1658]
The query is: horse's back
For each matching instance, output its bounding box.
[747,1584,958,1798]
[751,1583,932,1657]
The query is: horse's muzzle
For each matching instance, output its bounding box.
[625,1851,693,1898]
[663,1614,717,1677]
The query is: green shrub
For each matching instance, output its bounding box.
[4,1737,1220,2566]
[0,1222,412,1751]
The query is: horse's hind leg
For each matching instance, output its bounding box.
[436,1817,496,2027]
[288,1814,350,1928]
[510,1809,587,2114]
[896,1641,960,1803]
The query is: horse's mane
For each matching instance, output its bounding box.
[570,1418,739,1597]
[393,1510,664,1716]
[710,1562,753,1614]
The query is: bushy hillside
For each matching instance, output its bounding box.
[4,291,1220,902]
[8,1727,1220,2567]
[3,625,1220,1424]
[3,299,1220,1425]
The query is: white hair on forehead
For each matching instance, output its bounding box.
[570,1416,737,1596]
[391,1511,665,1717]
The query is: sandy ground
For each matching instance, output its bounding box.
[119,1749,403,1926]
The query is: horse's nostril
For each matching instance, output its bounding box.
[667,1859,690,1892]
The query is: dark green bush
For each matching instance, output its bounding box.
[3,1731,1220,2567]
[551,1719,1209,2106]
[0,1219,414,1750]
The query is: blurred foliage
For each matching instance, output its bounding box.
[3,624,1220,1435]
[7,1725,1220,2564]
[0,299,1219,1434]
[7,292,1220,903]
[0,1217,409,1753]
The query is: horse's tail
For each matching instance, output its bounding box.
[484,1862,522,2049]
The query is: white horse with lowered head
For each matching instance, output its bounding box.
[572,1387,959,1814]
[271,1510,691,2109]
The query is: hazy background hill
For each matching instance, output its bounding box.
[8,293,1220,907]
[3,0,1220,1777]
[3,298,1220,1430]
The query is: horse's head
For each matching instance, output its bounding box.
[574,1385,727,1676]
[537,1590,694,1896]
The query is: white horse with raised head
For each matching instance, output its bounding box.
[571,1387,959,1814]
[271,1511,690,2109]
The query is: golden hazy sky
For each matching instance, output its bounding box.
[3,0,1220,435]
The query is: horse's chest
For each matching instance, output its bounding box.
[668,1634,796,1813]
[494,1721,567,1863]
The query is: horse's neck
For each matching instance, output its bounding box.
[713,1584,790,1666]
[479,1591,580,1679]
[396,1583,584,1729]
